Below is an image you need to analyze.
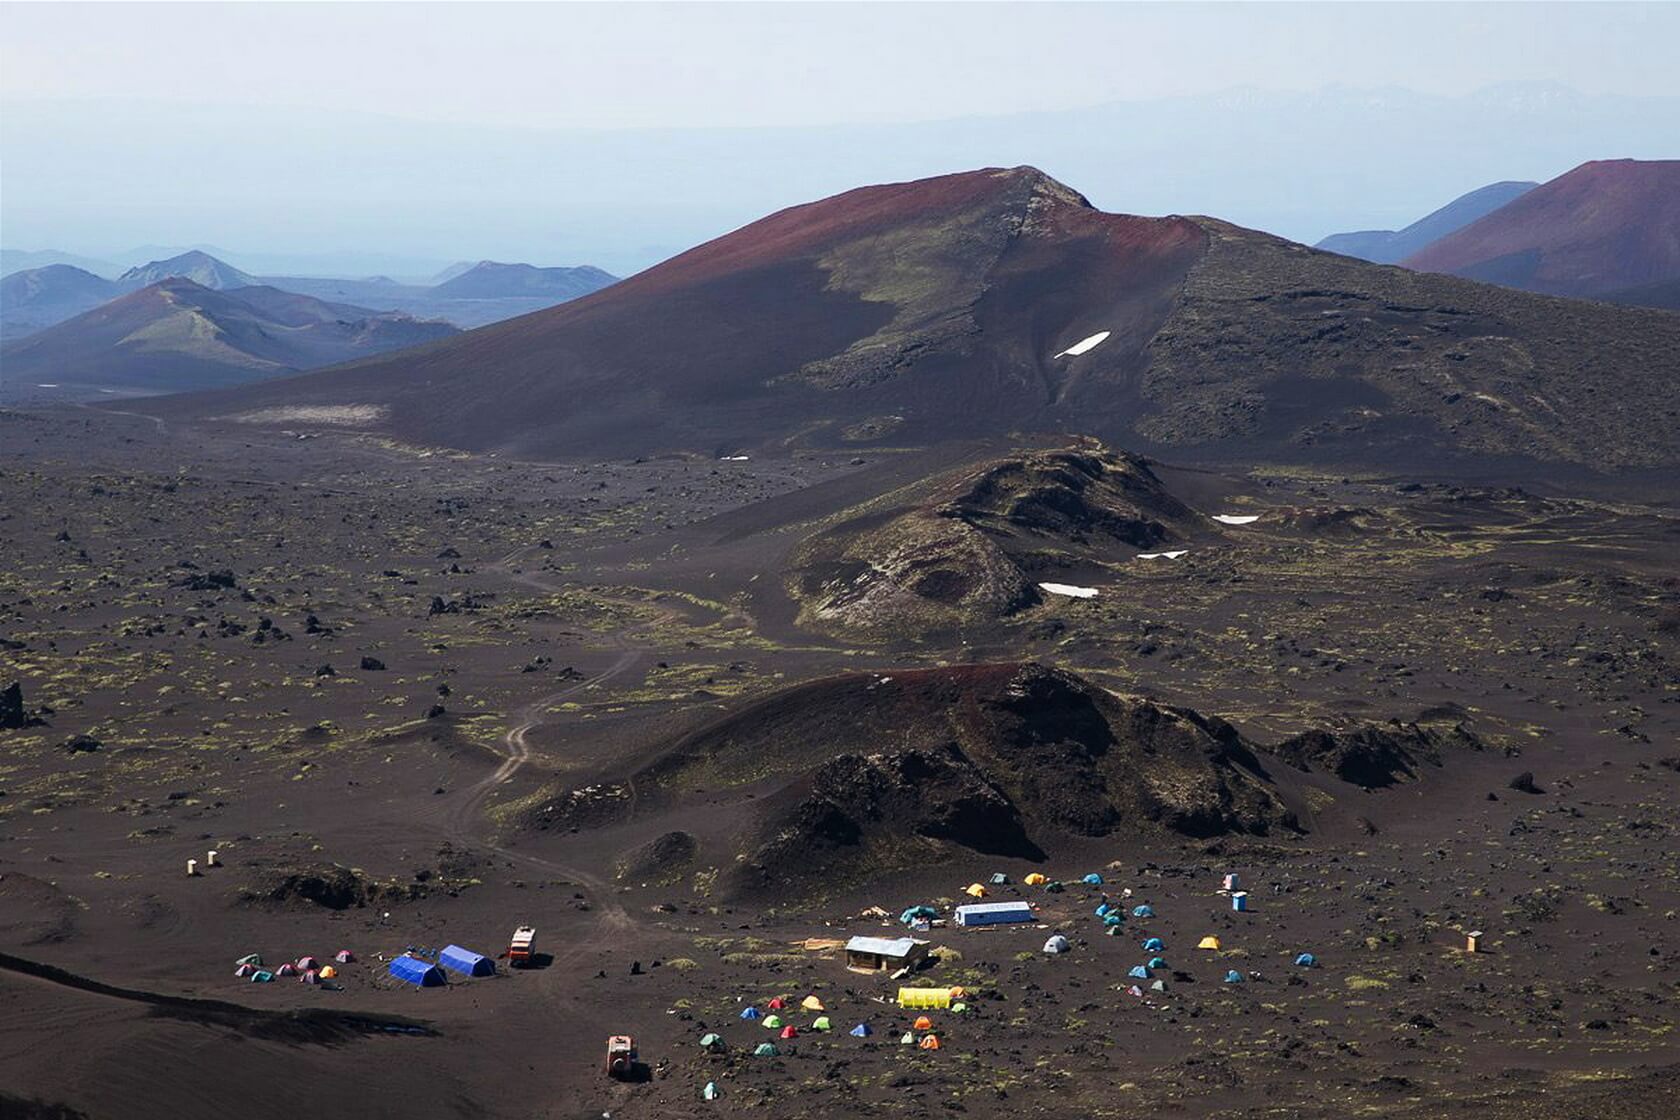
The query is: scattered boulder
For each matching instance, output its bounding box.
[359,656,387,672]
[1509,771,1543,794]
[62,734,103,755]
[1,682,26,729]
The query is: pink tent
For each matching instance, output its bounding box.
[296,956,320,971]
[234,963,257,978]
[275,962,298,976]
[335,949,355,964]
[299,969,321,985]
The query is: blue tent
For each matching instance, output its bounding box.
[1148,956,1167,970]
[849,1022,873,1037]
[740,1006,761,1020]
[1294,953,1317,968]
[389,955,445,986]
[900,905,938,926]
[439,944,494,977]
[1132,905,1154,918]
[1128,965,1150,979]
[1095,903,1111,918]
[1082,873,1103,885]
[1224,969,1245,984]
[1103,914,1123,927]
[1142,937,1164,951]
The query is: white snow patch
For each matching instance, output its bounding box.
[719,454,750,461]
[1053,330,1111,359]
[1212,514,1260,525]
[1136,550,1189,561]
[1038,582,1100,599]
[36,383,59,388]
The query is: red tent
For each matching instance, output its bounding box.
[779,1025,799,1039]
[767,997,786,1010]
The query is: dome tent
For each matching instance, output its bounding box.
[740,1005,760,1020]
[1295,952,1318,967]
[1225,969,1245,984]
[1142,937,1164,951]
[1043,934,1071,954]
[850,1022,874,1037]
[1197,935,1221,950]
[754,1043,779,1057]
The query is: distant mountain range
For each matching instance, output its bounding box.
[1,251,619,340]
[1315,181,1538,264]
[0,277,459,401]
[116,249,257,290]
[431,261,619,300]
[152,167,1680,475]
[1402,159,1680,307]
[1315,160,1680,309]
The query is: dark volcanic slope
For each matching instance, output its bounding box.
[154,166,1680,471]
[1315,180,1537,264]
[789,444,1206,635]
[535,663,1304,900]
[1403,159,1680,305]
[0,277,459,397]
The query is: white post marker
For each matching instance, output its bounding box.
[186,859,199,876]
[206,849,219,867]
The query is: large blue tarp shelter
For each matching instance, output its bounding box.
[388,956,445,986]
[439,944,495,977]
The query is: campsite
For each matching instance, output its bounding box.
[1,404,1678,1118]
[2,406,1680,1118]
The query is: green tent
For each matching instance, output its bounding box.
[763,1014,782,1029]
[753,1043,779,1057]
[699,1033,724,1051]
[811,1016,832,1031]
[235,954,263,967]
[951,1002,969,1014]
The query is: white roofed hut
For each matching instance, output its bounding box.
[845,935,930,973]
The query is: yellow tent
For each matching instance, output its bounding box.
[319,965,338,979]
[1024,873,1048,886]
[898,987,954,1010]
[1197,936,1221,950]
[801,995,825,1012]
[964,883,987,898]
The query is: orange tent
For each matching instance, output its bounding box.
[919,1034,941,1050]
[912,1015,933,1031]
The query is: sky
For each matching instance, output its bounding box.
[2,2,1678,276]
[5,2,1678,128]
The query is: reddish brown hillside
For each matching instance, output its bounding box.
[1403,159,1680,301]
[151,166,1680,471]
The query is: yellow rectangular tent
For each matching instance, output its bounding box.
[898,987,954,1010]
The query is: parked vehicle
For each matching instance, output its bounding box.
[508,925,536,968]
[605,1035,637,1079]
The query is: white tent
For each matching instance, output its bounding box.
[1043,934,1070,954]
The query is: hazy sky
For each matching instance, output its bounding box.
[2,2,1677,275]
[5,1,1678,130]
